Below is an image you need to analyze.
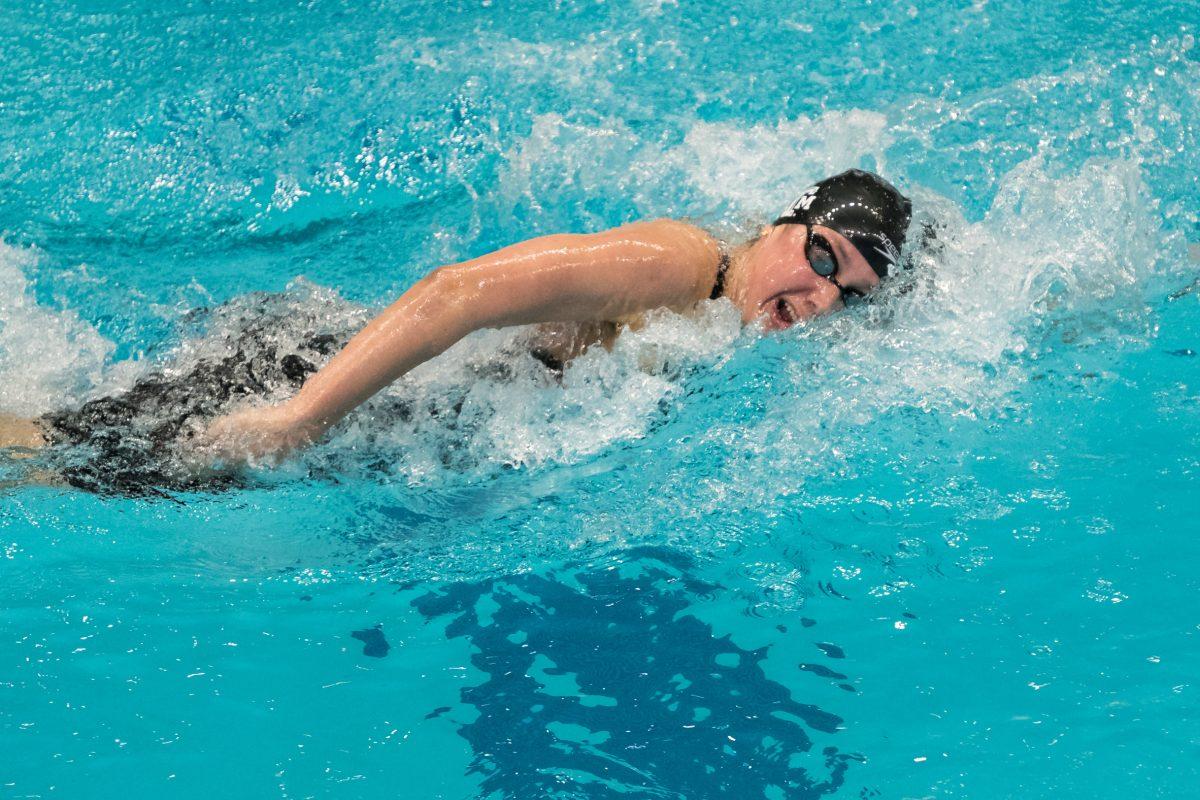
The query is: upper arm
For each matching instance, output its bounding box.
[437,219,723,329]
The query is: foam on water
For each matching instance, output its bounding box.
[706,154,1181,510]
[891,33,1200,217]
[490,109,894,240]
[0,242,114,415]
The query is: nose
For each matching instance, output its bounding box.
[752,226,845,326]
[780,284,840,323]
[790,261,843,313]
[767,282,842,328]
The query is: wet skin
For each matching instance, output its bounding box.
[725,223,882,330]
[0,413,44,450]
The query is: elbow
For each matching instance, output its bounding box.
[420,265,480,327]
[424,265,469,304]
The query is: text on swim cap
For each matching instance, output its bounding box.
[786,186,820,216]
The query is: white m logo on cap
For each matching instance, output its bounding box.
[787,186,820,215]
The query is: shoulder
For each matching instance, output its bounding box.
[613,218,724,302]
[623,218,721,253]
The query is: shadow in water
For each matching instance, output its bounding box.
[414,546,859,799]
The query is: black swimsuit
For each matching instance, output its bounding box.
[709,251,730,300]
[37,326,345,497]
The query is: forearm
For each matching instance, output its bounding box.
[0,414,46,450]
[286,271,471,432]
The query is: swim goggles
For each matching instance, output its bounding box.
[804,225,865,306]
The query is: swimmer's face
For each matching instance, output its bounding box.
[736,224,881,330]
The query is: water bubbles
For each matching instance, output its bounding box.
[1084,578,1128,604]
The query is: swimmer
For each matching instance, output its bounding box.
[0,169,911,492]
[202,169,911,461]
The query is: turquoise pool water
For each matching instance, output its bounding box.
[2,1,1199,797]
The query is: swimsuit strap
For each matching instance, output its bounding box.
[709,250,730,300]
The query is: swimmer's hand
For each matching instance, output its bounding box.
[197,402,325,465]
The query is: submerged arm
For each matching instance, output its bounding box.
[202,219,720,459]
[0,414,45,450]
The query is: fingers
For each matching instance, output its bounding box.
[189,415,258,465]
[197,423,295,467]
[189,404,317,469]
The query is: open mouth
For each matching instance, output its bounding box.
[767,296,796,328]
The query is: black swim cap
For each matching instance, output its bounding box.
[774,169,912,278]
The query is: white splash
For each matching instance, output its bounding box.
[0,242,115,416]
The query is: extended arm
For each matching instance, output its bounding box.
[201,218,721,460]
